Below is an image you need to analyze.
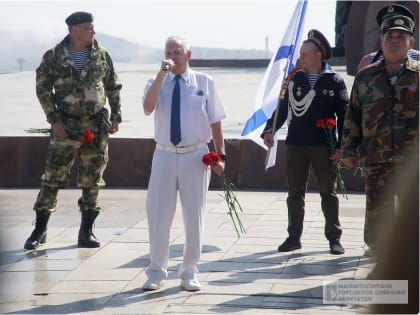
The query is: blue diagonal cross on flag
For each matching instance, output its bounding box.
[241,0,308,171]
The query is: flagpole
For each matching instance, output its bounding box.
[264,57,291,168]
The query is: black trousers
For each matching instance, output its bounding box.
[285,145,342,241]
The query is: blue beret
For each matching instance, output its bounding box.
[65,11,93,26]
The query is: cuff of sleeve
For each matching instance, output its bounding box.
[260,128,272,139]
[47,111,61,124]
[110,113,122,123]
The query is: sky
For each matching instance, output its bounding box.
[0,0,337,52]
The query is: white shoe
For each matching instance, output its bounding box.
[142,277,165,290]
[181,279,201,291]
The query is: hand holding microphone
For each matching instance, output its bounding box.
[161,59,174,72]
[161,64,171,71]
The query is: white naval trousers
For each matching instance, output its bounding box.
[145,145,210,281]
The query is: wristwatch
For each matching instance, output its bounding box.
[219,154,226,161]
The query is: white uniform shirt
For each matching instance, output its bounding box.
[143,68,226,147]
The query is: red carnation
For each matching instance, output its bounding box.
[315,118,347,199]
[202,151,221,166]
[316,119,325,128]
[82,128,94,143]
[325,118,336,128]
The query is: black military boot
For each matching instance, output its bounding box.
[78,210,100,248]
[24,210,51,250]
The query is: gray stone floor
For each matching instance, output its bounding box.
[0,188,374,314]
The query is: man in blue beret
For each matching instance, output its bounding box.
[24,11,122,250]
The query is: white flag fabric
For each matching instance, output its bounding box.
[241,0,308,171]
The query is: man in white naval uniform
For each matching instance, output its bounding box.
[142,36,226,291]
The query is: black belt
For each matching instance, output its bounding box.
[60,111,102,122]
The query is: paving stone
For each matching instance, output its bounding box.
[0,189,374,314]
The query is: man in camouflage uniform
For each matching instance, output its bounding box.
[24,11,122,250]
[341,10,418,256]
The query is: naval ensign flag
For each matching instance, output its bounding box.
[241,0,308,171]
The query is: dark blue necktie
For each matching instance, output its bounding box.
[171,75,181,146]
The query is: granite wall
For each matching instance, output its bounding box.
[0,137,364,191]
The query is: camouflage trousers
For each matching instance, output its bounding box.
[34,121,109,213]
[363,163,402,249]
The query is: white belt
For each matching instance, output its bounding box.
[155,143,207,154]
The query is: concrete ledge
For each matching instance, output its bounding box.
[189,57,345,68]
[0,137,364,191]
[190,59,270,68]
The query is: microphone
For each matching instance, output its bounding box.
[161,63,171,71]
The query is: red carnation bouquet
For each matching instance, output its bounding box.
[202,151,245,237]
[25,127,95,144]
[316,118,347,199]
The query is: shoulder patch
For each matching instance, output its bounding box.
[340,89,349,102]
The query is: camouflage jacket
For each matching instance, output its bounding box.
[36,35,122,124]
[342,57,419,165]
